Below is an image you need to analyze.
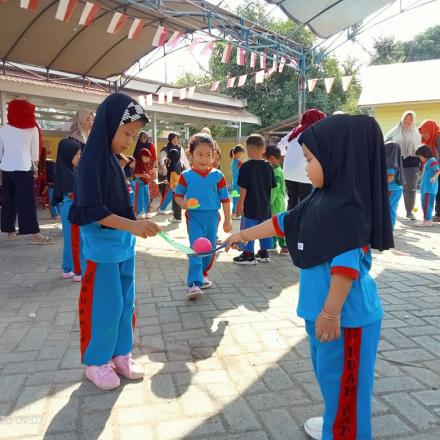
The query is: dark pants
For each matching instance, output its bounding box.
[403,166,419,215]
[285,180,313,211]
[436,175,440,217]
[172,197,181,220]
[1,170,40,235]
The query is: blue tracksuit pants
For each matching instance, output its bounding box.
[135,179,150,215]
[422,192,435,221]
[47,186,61,217]
[240,216,274,253]
[305,320,381,440]
[159,184,172,211]
[80,257,135,365]
[388,189,402,229]
[186,210,219,287]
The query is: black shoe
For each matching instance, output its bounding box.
[406,212,416,220]
[233,252,257,265]
[255,250,270,263]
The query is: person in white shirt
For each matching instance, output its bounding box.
[0,99,53,244]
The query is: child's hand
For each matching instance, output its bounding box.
[223,219,232,233]
[315,312,341,343]
[130,219,161,238]
[224,232,244,251]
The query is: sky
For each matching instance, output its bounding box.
[131,0,440,84]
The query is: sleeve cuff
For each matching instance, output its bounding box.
[330,266,359,280]
[272,215,284,237]
[221,198,231,203]
[174,193,184,199]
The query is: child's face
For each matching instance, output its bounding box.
[140,133,148,143]
[142,155,151,164]
[191,143,213,170]
[72,150,81,168]
[112,120,144,155]
[417,155,427,163]
[420,129,429,141]
[129,161,136,169]
[234,151,244,160]
[302,144,324,188]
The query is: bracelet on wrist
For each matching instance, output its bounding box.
[321,309,340,320]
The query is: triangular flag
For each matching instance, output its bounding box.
[266,67,276,79]
[255,70,265,84]
[202,41,215,59]
[79,2,100,26]
[236,47,246,66]
[138,95,146,108]
[152,26,168,47]
[260,52,267,69]
[324,77,335,93]
[221,44,233,64]
[167,31,185,48]
[55,0,78,23]
[146,94,153,106]
[179,88,186,100]
[158,92,165,104]
[166,91,174,104]
[250,52,257,69]
[187,86,196,98]
[342,75,352,91]
[188,36,204,54]
[226,77,236,88]
[210,81,220,92]
[238,74,247,87]
[279,57,286,73]
[307,79,317,92]
[128,18,145,40]
[20,0,39,10]
[107,12,127,35]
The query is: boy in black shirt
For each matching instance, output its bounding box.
[234,134,276,264]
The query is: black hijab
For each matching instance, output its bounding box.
[52,138,81,205]
[283,114,394,269]
[133,131,151,160]
[68,93,149,225]
[167,148,182,177]
[384,141,405,186]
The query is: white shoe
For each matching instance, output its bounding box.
[145,212,155,219]
[170,218,182,223]
[136,213,145,219]
[415,220,433,227]
[73,274,82,283]
[187,284,203,300]
[62,271,74,279]
[304,417,323,440]
[201,277,212,289]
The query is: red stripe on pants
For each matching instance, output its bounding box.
[79,260,97,362]
[333,328,362,440]
[132,311,136,331]
[71,224,81,275]
[134,182,139,213]
[423,193,430,220]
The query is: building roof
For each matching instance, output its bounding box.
[358,59,440,107]
[265,0,394,38]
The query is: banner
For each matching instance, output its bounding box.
[307,79,317,92]
[324,77,335,93]
[179,88,186,100]
[210,81,220,92]
[279,57,286,73]
[55,0,78,22]
[152,26,168,47]
[250,52,257,69]
[202,41,215,59]
[128,18,144,40]
[221,44,233,64]
[20,0,39,10]
[79,2,100,26]
[342,75,352,91]
[255,70,265,84]
[167,31,185,48]
[237,74,247,87]
[260,52,267,69]
[236,47,246,66]
[226,77,236,88]
[107,12,127,35]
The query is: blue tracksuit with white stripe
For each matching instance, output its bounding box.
[420,157,440,221]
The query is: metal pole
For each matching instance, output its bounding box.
[0,91,6,125]
[237,121,242,144]
[297,53,306,117]
[152,111,158,146]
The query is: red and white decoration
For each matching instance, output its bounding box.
[250,52,257,69]
[152,26,168,47]
[179,88,187,100]
[236,47,246,66]
[255,70,265,84]
[128,18,145,40]
[324,77,335,93]
[107,12,127,35]
[79,2,100,26]
[226,77,236,88]
[188,36,204,54]
[167,31,185,48]
[237,74,247,87]
[221,44,233,64]
[202,41,215,58]
[20,0,39,10]
[307,79,318,92]
[210,81,220,92]
[55,0,78,23]
[342,75,352,91]
[260,52,267,69]
[279,57,286,73]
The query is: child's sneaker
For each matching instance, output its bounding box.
[280,246,289,255]
[201,277,212,289]
[187,284,203,300]
[233,252,256,265]
[136,213,145,220]
[145,212,155,219]
[255,249,270,262]
[62,271,74,279]
[113,354,144,380]
[415,220,433,227]
[304,417,323,440]
[170,218,182,223]
[232,215,241,221]
[73,274,82,282]
[85,363,120,390]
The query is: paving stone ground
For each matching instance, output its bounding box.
[0,201,440,440]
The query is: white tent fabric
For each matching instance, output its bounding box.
[265,0,394,38]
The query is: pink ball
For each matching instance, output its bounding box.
[193,237,212,254]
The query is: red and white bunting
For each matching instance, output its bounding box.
[187,86,196,99]
[279,57,286,73]
[324,77,335,94]
[107,12,127,35]
[55,0,78,22]
[255,70,265,84]
[237,74,247,87]
[152,26,168,47]
[79,2,100,26]
[188,36,204,54]
[20,0,39,10]
[138,95,146,108]
[307,79,317,92]
[221,44,232,64]
[128,18,144,40]
[289,58,298,69]
[146,94,153,106]
[342,75,352,91]
[158,92,165,104]
[179,88,186,100]
[260,52,267,69]
[226,77,236,88]
[167,31,185,48]
[266,66,276,79]
[236,47,246,66]
[166,91,174,104]
[250,52,257,69]
[210,81,220,92]
[202,41,215,59]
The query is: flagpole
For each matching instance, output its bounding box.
[297,52,306,117]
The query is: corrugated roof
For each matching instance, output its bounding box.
[358,59,440,107]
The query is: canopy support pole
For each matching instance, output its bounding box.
[152,111,158,146]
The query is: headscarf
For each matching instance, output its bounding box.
[133,130,156,161]
[124,156,135,179]
[384,141,405,186]
[69,110,93,145]
[68,92,149,225]
[167,148,182,177]
[52,138,81,205]
[385,110,421,158]
[7,99,43,156]
[288,108,326,142]
[283,114,393,269]
[418,119,440,157]
[134,148,153,183]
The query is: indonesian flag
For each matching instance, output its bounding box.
[279,57,286,73]
[226,77,236,88]
[188,36,204,54]
[237,74,247,87]
[255,70,265,84]
[260,52,267,69]
[146,94,153,106]
[20,0,39,10]
[166,91,174,104]
[307,79,317,92]
[210,81,220,92]
[128,18,145,40]
[324,77,335,94]
[221,44,232,64]
[167,31,185,48]
[250,52,257,69]
[107,12,128,35]
[266,67,276,79]
[152,26,168,47]
[202,41,214,59]
[187,86,196,98]
[342,75,352,91]
[158,92,165,104]
[138,95,146,108]
[79,2,100,26]
[55,0,78,22]
[179,88,186,100]
[236,47,246,66]
[290,58,298,69]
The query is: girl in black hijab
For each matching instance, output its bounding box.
[68,93,161,391]
[225,115,393,440]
